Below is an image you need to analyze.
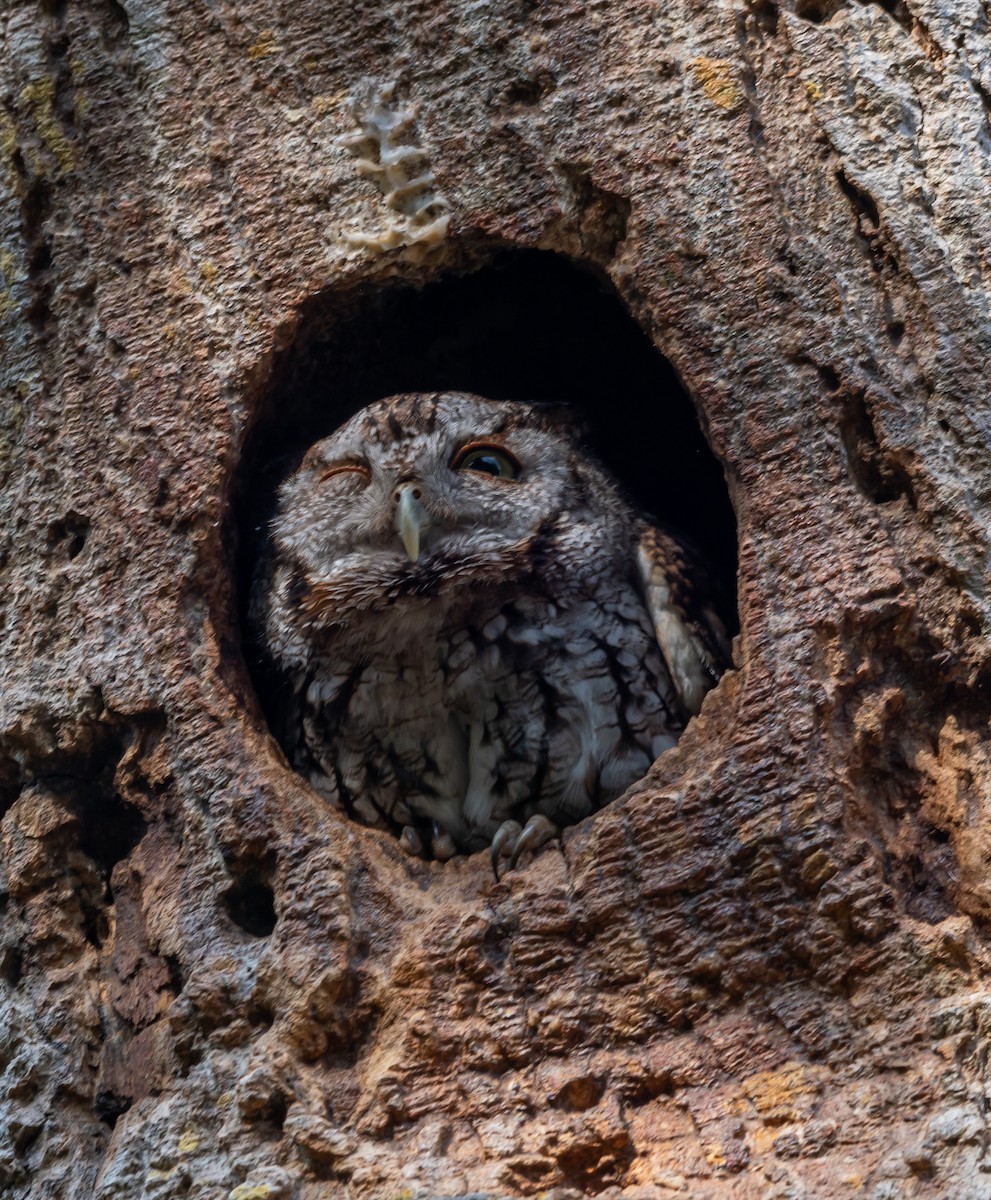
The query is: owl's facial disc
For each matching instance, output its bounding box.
[276,394,595,590]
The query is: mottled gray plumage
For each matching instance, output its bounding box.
[251,392,728,870]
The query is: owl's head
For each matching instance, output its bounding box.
[264,391,635,640]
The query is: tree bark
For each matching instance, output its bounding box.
[2,0,991,1197]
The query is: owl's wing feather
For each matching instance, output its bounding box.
[634,524,731,717]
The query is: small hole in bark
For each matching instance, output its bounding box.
[154,477,171,507]
[104,0,130,38]
[623,1070,675,1105]
[94,1089,132,1129]
[818,365,840,391]
[267,1091,288,1131]
[551,1075,606,1110]
[748,0,779,35]
[47,512,90,561]
[0,783,17,823]
[47,30,70,58]
[222,865,277,937]
[14,1122,43,1159]
[21,177,50,243]
[874,0,913,33]
[836,171,879,227]
[247,1001,275,1028]
[81,896,108,948]
[77,790,146,880]
[503,71,556,105]
[243,1087,288,1132]
[166,954,186,995]
[794,0,838,22]
[2,944,24,987]
[908,1158,935,1182]
[838,390,916,506]
[175,1031,204,1077]
[836,170,885,264]
[30,242,52,272]
[26,296,51,332]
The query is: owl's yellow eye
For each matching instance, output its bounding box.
[451,443,521,480]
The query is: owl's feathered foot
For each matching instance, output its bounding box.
[490,814,559,880]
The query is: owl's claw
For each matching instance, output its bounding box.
[509,814,559,871]
[431,821,457,861]
[490,815,559,879]
[490,820,522,881]
[399,825,424,857]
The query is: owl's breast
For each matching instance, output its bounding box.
[296,579,682,851]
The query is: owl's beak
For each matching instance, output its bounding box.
[394,483,431,562]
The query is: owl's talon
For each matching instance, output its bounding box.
[509,814,559,871]
[399,825,424,857]
[431,821,457,861]
[490,820,522,881]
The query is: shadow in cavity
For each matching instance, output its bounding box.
[76,788,147,949]
[237,249,737,631]
[94,1089,132,1129]
[78,789,147,885]
[221,860,278,938]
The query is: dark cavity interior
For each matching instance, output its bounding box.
[238,249,738,683]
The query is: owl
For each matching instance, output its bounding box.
[251,391,729,876]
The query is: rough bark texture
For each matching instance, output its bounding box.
[2,1,991,1197]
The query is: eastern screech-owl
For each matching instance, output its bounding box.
[251,391,728,874]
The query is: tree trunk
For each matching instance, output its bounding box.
[2,1,991,1196]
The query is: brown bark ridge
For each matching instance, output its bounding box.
[2,0,991,1196]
